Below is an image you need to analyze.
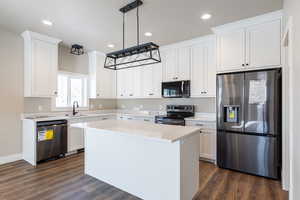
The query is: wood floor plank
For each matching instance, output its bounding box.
[0,153,287,200]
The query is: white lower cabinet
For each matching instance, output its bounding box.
[186,120,216,162]
[68,126,84,152]
[67,115,116,152]
[199,130,216,161]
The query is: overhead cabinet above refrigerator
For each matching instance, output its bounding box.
[212,11,282,72]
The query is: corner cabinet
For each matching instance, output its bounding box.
[22,31,61,97]
[190,37,217,97]
[88,51,116,99]
[213,11,282,72]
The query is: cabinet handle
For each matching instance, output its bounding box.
[129,94,133,96]
[196,124,204,126]
[149,93,154,96]
[144,119,150,122]
[97,94,100,97]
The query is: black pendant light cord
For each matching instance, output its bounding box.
[137,5,140,46]
[123,13,125,50]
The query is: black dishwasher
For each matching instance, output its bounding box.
[36,120,68,162]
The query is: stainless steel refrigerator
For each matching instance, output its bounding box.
[217,69,281,179]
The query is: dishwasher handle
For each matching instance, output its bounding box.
[37,120,68,127]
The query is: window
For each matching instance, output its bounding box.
[54,71,88,109]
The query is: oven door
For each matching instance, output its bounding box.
[162,81,190,98]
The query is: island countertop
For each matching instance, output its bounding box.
[71,119,201,143]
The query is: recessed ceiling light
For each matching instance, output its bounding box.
[201,13,212,20]
[42,20,53,26]
[144,32,153,37]
[107,44,115,48]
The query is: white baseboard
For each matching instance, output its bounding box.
[0,154,22,165]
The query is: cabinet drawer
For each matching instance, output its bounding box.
[185,121,216,130]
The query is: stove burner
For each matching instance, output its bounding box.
[155,105,194,126]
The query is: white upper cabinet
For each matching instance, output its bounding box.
[191,37,216,97]
[213,11,282,72]
[22,31,61,97]
[142,63,162,98]
[116,63,162,99]
[216,29,245,71]
[246,20,281,68]
[162,46,190,82]
[116,69,127,98]
[88,51,116,99]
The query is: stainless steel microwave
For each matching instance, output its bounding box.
[162,81,190,98]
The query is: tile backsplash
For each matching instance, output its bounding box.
[117,98,216,113]
[24,97,215,113]
[24,97,117,113]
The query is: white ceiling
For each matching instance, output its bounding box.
[0,0,282,53]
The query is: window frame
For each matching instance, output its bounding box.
[52,71,89,111]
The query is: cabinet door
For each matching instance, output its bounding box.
[246,20,281,69]
[117,70,126,98]
[96,55,116,98]
[152,63,163,98]
[200,132,216,161]
[68,127,84,152]
[217,29,245,72]
[142,65,153,97]
[177,47,191,81]
[205,41,217,97]
[162,49,177,82]
[32,39,57,97]
[132,67,142,98]
[191,43,206,97]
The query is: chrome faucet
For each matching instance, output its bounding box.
[72,101,79,116]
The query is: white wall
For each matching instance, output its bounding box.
[0,28,23,157]
[283,0,300,199]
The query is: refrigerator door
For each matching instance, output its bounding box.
[217,131,279,179]
[244,70,281,135]
[217,73,244,132]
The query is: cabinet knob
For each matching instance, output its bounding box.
[97,94,100,97]
[54,91,58,95]
[242,64,245,67]
[129,94,133,96]
[246,63,249,66]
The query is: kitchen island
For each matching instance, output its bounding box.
[72,120,201,200]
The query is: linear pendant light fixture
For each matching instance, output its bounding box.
[104,0,161,70]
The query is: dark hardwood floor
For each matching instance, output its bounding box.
[0,153,288,200]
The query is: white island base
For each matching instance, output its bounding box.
[74,120,200,200]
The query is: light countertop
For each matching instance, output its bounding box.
[71,119,201,143]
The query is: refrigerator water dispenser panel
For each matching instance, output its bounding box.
[224,106,239,123]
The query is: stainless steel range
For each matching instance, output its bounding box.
[155,105,194,126]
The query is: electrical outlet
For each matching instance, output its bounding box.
[38,105,43,111]
[159,105,163,110]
